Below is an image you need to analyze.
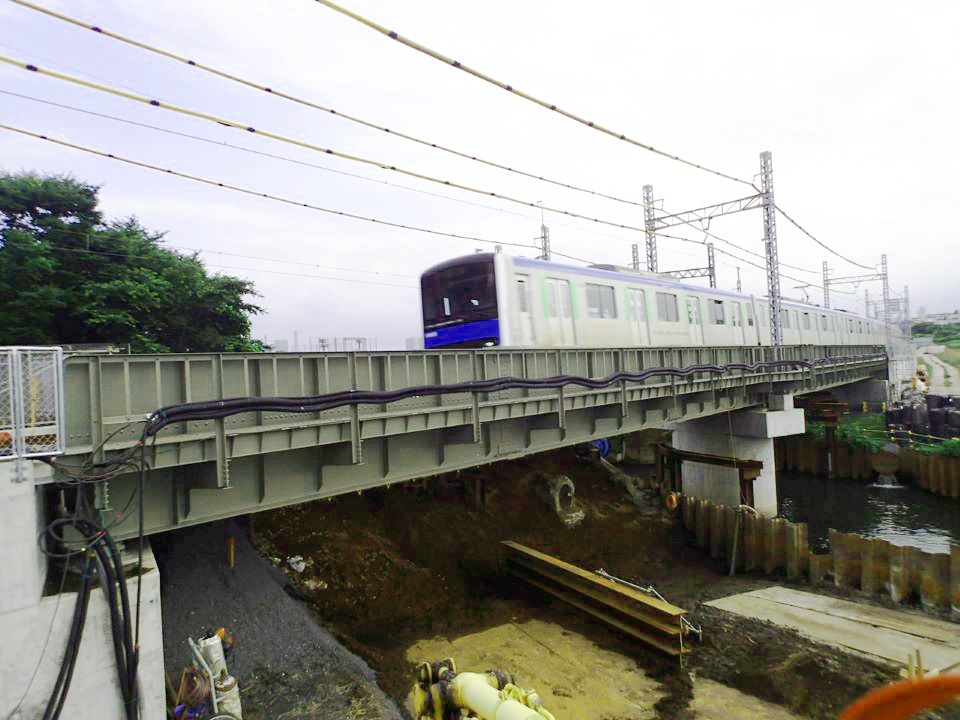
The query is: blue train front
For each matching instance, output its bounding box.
[421,253,501,349]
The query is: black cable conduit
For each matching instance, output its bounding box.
[144,354,886,437]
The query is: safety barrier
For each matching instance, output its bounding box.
[679,496,960,617]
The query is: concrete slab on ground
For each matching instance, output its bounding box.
[705,587,960,671]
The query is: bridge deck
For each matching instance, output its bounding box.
[54,344,885,539]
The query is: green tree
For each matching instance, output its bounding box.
[0,172,262,352]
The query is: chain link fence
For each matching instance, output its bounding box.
[0,347,64,463]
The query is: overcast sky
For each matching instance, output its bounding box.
[1,0,956,348]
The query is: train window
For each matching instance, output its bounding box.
[781,310,791,329]
[547,282,559,317]
[586,283,617,319]
[848,318,854,332]
[803,313,811,330]
[759,306,767,327]
[746,305,755,327]
[709,300,725,325]
[560,286,572,318]
[820,315,828,330]
[516,277,529,313]
[422,258,497,328]
[656,292,679,322]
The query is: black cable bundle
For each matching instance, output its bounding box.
[142,353,886,437]
[41,555,93,720]
[39,518,140,720]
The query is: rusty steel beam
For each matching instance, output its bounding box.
[501,541,689,656]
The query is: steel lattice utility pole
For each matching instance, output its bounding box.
[643,184,657,272]
[903,286,910,324]
[880,253,890,324]
[540,223,551,261]
[631,242,640,270]
[707,243,716,288]
[760,152,782,345]
[823,261,829,308]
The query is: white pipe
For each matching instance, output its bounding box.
[449,673,543,720]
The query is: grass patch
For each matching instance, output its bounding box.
[936,346,960,371]
[807,413,887,452]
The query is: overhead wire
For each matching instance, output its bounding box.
[0,54,754,243]
[5,3,865,275]
[6,0,678,212]
[0,89,644,254]
[0,123,556,255]
[309,0,759,191]
[0,124,602,269]
[304,0,871,273]
[0,121,806,285]
[0,87,815,277]
[23,242,420,289]
[775,206,872,270]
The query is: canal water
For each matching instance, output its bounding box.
[778,471,960,553]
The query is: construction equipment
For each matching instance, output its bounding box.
[409,657,556,720]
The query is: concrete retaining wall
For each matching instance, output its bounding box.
[777,436,960,499]
[679,495,960,616]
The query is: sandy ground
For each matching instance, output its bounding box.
[247,448,960,719]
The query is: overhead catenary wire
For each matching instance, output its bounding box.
[0,122,812,286]
[0,120,811,288]
[304,0,871,273]
[309,0,759,191]
[0,123,559,255]
[1,54,788,252]
[7,0,686,213]
[6,4,865,277]
[774,206,872,270]
[0,55,678,241]
[0,88,810,276]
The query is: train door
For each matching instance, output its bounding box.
[515,275,534,345]
[730,301,745,344]
[628,288,650,345]
[686,296,704,345]
[545,278,575,346]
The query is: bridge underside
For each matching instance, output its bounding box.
[57,345,885,540]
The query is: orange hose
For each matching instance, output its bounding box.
[840,675,960,720]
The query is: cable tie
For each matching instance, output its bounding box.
[26,64,37,71]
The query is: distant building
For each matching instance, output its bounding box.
[271,339,289,352]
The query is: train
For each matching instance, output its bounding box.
[420,252,888,349]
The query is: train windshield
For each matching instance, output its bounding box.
[421,255,499,347]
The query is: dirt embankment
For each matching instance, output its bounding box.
[248,447,959,720]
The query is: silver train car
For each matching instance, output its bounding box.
[420,253,887,349]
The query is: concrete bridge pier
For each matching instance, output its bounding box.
[672,394,805,517]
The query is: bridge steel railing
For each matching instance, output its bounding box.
[57,344,885,539]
